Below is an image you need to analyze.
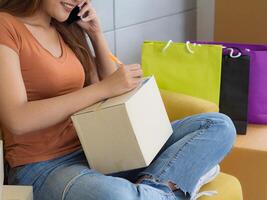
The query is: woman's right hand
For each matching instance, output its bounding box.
[98,64,143,98]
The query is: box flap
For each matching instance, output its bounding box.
[73,77,151,115]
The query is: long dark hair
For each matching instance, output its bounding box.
[0,0,97,86]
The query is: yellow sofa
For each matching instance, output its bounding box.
[160,89,243,200]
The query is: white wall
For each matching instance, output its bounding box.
[197,0,215,41]
[92,0,197,64]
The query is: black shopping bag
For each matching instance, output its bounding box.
[219,48,250,135]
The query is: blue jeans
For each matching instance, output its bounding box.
[8,113,236,200]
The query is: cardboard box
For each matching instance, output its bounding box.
[71,76,173,174]
[2,186,33,200]
[215,0,267,44]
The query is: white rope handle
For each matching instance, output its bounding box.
[162,40,173,52]
[186,41,195,54]
[228,48,242,58]
[223,46,251,53]
[186,41,201,54]
[223,46,242,58]
[162,40,202,54]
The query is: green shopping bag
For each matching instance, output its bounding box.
[142,41,223,105]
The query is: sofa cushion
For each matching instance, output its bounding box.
[160,89,219,121]
[200,172,243,200]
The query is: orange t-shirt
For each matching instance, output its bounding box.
[0,12,85,167]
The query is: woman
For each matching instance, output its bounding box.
[0,0,236,199]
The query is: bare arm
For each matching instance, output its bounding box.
[76,2,117,81]
[87,32,117,80]
[0,45,107,135]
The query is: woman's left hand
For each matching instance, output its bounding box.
[76,0,102,37]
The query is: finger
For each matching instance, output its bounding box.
[130,68,143,73]
[128,64,141,68]
[78,0,87,9]
[78,5,89,18]
[82,9,96,21]
[78,1,95,14]
[81,13,97,22]
[130,70,143,78]
[128,65,141,71]
[133,77,143,83]
[129,66,142,71]
[78,4,93,18]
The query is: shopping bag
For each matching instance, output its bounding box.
[220,48,250,134]
[195,42,267,124]
[142,41,223,105]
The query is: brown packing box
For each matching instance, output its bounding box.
[71,76,173,174]
[215,0,267,44]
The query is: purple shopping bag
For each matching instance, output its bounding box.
[193,41,267,124]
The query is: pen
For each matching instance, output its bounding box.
[109,53,143,84]
[109,53,124,66]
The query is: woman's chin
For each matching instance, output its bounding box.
[53,15,69,23]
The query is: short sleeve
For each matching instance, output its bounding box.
[0,15,20,54]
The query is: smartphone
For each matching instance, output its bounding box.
[66,6,81,25]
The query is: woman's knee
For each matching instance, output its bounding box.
[206,112,236,148]
[170,112,236,143]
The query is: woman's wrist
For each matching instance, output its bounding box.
[86,30,104,42]
[93,80,110,100]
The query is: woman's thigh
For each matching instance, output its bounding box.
[37,161,177,200]
[9,150,176,200]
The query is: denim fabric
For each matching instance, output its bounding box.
[8,112,236,200]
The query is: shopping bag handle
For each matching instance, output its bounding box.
[162,40,173,52]
[223,46,242,58]
[162,40,201,54]
[186,41,202,54]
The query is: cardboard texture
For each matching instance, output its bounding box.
[215,0,267,44]
[71,76,173,174]
[2,186,33,200]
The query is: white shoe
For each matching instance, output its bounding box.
[190,165,220,200]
